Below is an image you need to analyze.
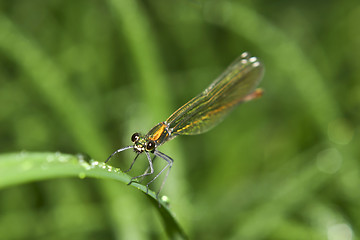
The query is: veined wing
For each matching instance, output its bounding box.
[166,52,264,136]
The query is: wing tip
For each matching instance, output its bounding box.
[243,88,264,102]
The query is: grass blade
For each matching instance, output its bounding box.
[0,152,188,239]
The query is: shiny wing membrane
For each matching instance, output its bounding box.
[166,52,264,136]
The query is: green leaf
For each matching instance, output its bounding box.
[0,152,187,240]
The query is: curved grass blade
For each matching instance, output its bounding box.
[0,152,187,239]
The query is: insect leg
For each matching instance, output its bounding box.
[104,146,133,163]
[128,151,154,188]
[138,155,157,183]
[124,153,140,173]
[147,150,173,198]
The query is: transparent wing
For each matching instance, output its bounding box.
[166,52,264,135]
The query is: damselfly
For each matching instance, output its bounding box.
[105,52,264,197]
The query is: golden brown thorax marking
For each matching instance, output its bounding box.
[149,123,166,141]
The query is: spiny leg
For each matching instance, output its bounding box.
[124,153,140,173]
[128,151,154,190]
[147,150,173,199]
[138,155,157,183]
[105,146,133,163]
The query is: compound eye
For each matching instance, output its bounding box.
[146,140,156,151]
[131,133,140,142]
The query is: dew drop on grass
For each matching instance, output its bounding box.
[81,162,91,170]
[78,172,86,179]
[77,154,91,170]
[161,195,170,205]
[90,160,99,167]
[77,153,92,163]
[91,161,107,170]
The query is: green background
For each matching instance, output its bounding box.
[0,0,359,239]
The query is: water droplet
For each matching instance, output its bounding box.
[161,195,170,203]
[91,160,99,166]
[249,56,257,63]
[252,61,260,67]
[161,195,171,207]
[80,161,91,170]
[241,59,248,64]
[241,52,249,58]
[77,155,91,170]
[78,172,86,179]
[77,153,92,163]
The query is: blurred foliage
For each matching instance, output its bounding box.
[0,0,359,239]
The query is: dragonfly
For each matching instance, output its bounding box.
[105,52,265,197]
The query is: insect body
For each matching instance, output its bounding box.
[105,52,264,197]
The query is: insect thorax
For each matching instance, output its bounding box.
[146,122,173,146]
